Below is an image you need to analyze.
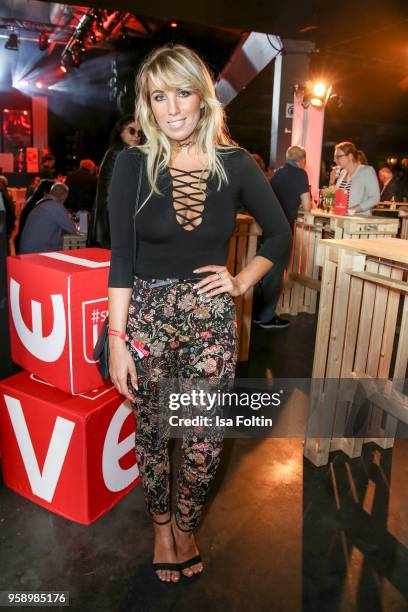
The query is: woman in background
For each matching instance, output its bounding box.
[333,141,380,215]
[0,175,16,249]
[87,114,142,248]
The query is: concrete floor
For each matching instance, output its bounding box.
[1,314,408,612]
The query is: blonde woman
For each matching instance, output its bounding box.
[107,44,291,583]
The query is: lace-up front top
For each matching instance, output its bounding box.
[168,167,209,231]
[108,147,292,287]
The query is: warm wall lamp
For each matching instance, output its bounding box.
[293,80,332,108]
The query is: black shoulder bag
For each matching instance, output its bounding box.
[93,154,144,380]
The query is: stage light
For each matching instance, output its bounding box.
[38,32,50,51]
[35,81,43,89]
[60,65,67,73]
[310,97,323,107]
[312,82,327,97]
[18,80,29,87]
[309,81,332,108]
[61,41,84,69]
[387,157,398,166]
[294,80,333,109]
[310,81,331,107]
[170,21,178,28]
[5,31,19,51]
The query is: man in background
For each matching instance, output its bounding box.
[19,183,77,254]
[378,167,401,202]
[254,145,311,329]
[65,159,97,212]
[39,154,56,180]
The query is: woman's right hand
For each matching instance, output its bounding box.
[109,337,138,402]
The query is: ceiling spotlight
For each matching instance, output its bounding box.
[312,82,327,97]
[61,40,84,68]
[5,31,19,51]
[295,80,333,108]
[310,81,332,107]
[310,97,323,108]
[38,32,50,51]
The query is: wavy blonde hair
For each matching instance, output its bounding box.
[134,44,236,194]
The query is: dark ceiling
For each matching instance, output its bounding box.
[35,0,408,58]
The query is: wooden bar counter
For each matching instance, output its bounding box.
[277,209,400,316]
[373,201,408,240]
[226,213,262,361]
[304,237,408,466]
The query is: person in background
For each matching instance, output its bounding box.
[266,164,275,181]
[398,158,408,201]
[15,179,54,253]
[250,153,266,174]
[253,145,311,329]
[378,167,402,201]
[19,183,76,254]
[329,149,368,186]
[87,114,143,247]
[357,150,368,165]
[39,154,56,179]
[334,141,380,215]
[0,175,16,245]
[25,176,41,199]
[65,159,97,213]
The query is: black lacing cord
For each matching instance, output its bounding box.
[169,168,208,230]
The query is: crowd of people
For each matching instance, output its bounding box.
[2,114,143,256]
[2,124,407,335]
[4,120,406,261]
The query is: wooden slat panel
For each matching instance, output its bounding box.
[353,260,379,372]
[312,250,337,379]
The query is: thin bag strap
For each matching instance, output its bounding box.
[132,154,144,273]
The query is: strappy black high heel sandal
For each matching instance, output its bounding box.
[152,516,181,580]
[172,519,203,577]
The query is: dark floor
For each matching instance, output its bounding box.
[1,314,408,612]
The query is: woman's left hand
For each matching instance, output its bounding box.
[348,204,363,213]
[193,265,245,297]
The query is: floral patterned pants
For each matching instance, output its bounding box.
[126,275,238,531]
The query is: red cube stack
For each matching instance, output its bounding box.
[0,248,140,524]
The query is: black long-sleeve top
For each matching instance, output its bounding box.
[108,146,291,288]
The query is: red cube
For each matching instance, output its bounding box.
[0,371,140,524]
[8,248,110,394]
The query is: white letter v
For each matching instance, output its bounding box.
[4,395,75,503]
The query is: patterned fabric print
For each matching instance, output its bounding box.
[126,276,238,530]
